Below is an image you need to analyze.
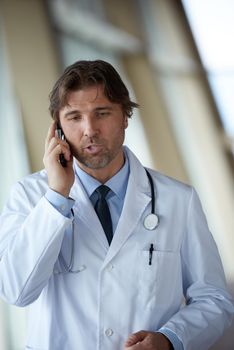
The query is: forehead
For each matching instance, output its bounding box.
[59,85,122,117]
[65,85,110,107]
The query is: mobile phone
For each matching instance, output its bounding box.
[56,123,67,167]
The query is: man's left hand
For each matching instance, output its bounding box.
[124,330,173,350]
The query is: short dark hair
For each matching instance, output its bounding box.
[49,59,139,121]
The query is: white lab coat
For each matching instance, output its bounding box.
[0,147,233,350]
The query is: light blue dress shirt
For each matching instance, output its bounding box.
[44,154,183,350]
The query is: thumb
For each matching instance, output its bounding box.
[125,331,147,347]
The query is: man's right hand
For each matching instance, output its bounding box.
[43,121,75,197]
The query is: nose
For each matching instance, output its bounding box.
[83,116,99,138]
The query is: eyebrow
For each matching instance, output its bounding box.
[95,106,114,113]
[63,110,79,118]
[63,106,114,118]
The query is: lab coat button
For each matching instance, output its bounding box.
[107,264,114,271]
[105,328,114,337]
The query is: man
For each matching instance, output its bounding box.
[0,60,233,350]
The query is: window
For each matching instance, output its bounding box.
[0,20,29,350]
[182,0,234,155]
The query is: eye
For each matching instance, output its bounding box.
[96,111,110,118]
[68,115,82,121]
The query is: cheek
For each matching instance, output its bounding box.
[103,123,123,139]
[108,117,127,132]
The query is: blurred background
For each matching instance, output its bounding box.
[0,0,233,349]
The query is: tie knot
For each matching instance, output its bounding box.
[95,185,110,199]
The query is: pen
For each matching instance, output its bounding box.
[149,243,154,265]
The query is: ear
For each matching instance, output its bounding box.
[124,115,128,129]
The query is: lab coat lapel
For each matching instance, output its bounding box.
[103,148,151,266]
[69,175,109,249]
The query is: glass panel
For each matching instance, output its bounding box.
[182,0,234,140]
[0,27,30,209]
[0,21,29,350]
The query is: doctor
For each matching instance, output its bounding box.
[0,60,233,350]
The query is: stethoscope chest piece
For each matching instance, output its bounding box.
[144,213,159,230]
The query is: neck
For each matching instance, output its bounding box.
[77,150,125,183]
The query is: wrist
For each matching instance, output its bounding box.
[157,328,182,350]
[49,186,70,198]
[165,337,174,350]
[45,189,75,217]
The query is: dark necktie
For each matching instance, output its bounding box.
[94,185,113,245]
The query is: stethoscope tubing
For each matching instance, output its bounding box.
[145,169,155,214]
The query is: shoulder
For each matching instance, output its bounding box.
[10,169,49,205]
[1,169,49,214]
[125,146,193,199]
[19,169,48,191]
[145,168,193,202]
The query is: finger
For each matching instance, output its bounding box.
[47,136,58,151]
[46,136,69,155]
[124,343,141,350]
[59,143,72,162]
[49,143,72,163]
[125,331,147,347]
[56,140,71,161]
[45,121,56,151]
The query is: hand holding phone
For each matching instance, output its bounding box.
[43,122,75,197]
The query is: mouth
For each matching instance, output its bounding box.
[83,144,104,154]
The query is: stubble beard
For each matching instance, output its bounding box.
[75,148,113,169]
[71,138,124,170]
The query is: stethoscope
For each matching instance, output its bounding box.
[54,169,159,274]
[144,169,159,230]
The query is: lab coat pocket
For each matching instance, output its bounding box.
[138,250,158,299]
[138,249,180,309]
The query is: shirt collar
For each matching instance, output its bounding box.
[74,151,129,200]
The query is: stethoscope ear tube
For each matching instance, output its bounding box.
[144,169,159,230]
[145,169,155,214]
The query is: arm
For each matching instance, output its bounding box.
[0,122,75,306]
[158,188,234,349]
[0,182,72,306]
